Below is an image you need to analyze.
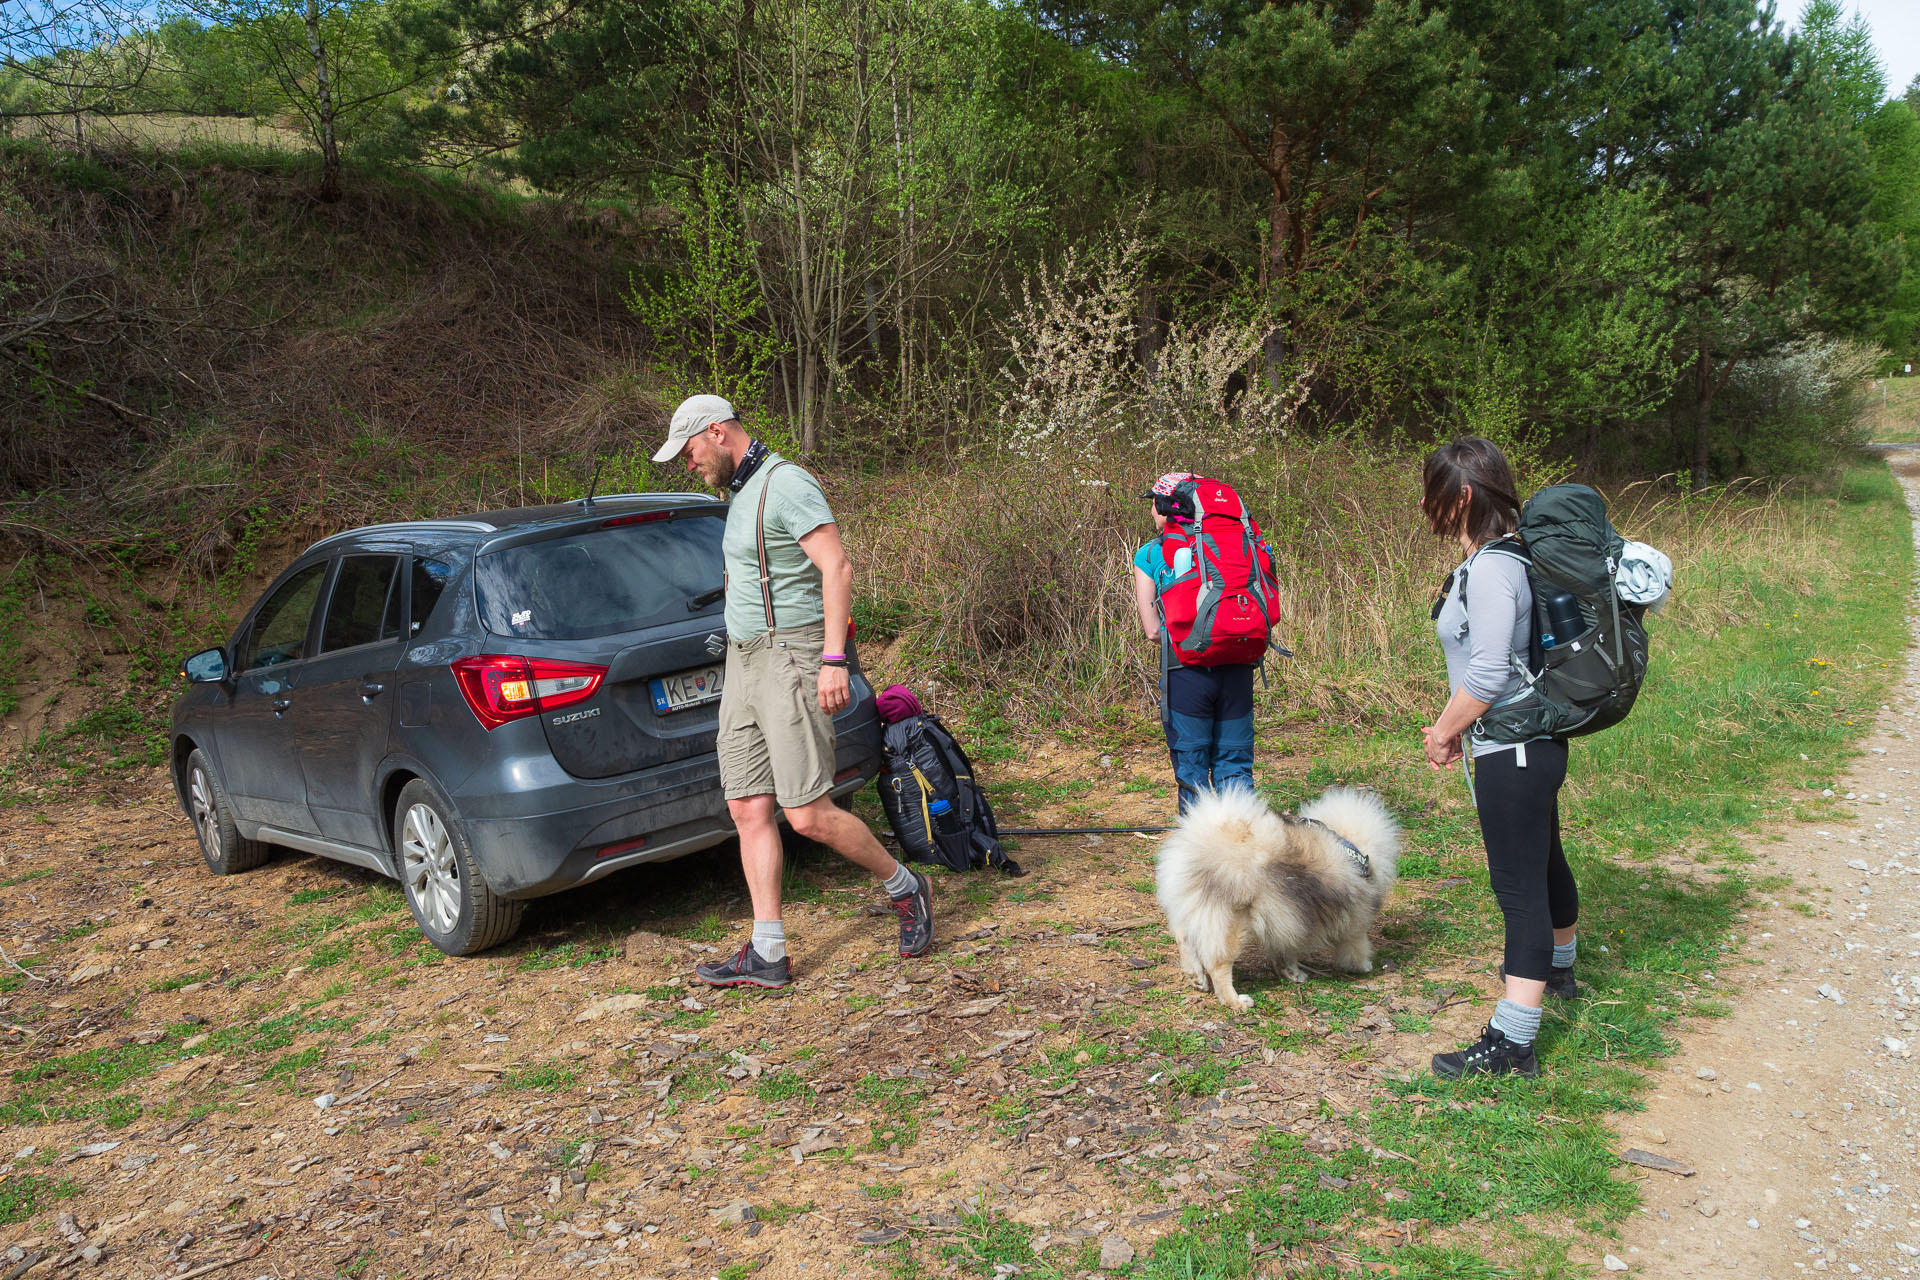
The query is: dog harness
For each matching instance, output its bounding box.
[1299,817,1371,879]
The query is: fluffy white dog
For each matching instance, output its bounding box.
[1155,786,1402,1011]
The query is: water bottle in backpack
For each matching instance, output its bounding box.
[1540,590,1584,649]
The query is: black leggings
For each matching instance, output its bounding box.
[1473,738,1579,982]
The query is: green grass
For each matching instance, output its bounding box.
[0,1173,80,1226]
[503,1062,579,1091]
[891,467,1914,1277]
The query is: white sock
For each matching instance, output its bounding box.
[1491,998,1542,1047]
[881,862,918,898]
[751,920,786,963]
[1552,935,1577,968]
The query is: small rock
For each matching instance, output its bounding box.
[313,1094,336,1110]
[1644,1127,1667,1145]
[712,1200,756,1225]
[856,1227,905,1246]
[73,1142,119,1158]
[1848,859,1871,871]
[68,964,111,984]
[1695,1066,1717,1081]
[487,1207,509,1231]
[1697,1200,1721,1218]
[574,993,655,1022]
[79,1245,102,1266]
[1796,1219,1812,1229]
[1747,1217,1760,1229]
[181,1034,207,1051]
[1099,1235,1136,1269]
[1603,1256,1628,1272]
[1817,984,1846,1005]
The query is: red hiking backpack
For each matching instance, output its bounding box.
[1156,476,1281,667]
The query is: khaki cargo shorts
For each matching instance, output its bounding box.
[717,623,835,809]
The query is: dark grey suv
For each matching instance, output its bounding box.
[169,493,884,955]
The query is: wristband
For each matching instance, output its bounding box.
[821,657,848,668]
[820,652,846,661]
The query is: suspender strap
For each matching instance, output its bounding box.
[755,460,793,633]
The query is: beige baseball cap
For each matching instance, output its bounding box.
[653,394,738,462]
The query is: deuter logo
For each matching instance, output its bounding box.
[550,707,601,726]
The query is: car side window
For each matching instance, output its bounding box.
[320,555,401,653]
[411,558,453,636]
[240,562,327,671]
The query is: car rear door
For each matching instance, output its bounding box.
[221,560,328,832]
[470,511,734,779]
[295,552,408,849]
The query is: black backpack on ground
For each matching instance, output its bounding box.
[1460,484,1653,743]
[878,713,1022,876]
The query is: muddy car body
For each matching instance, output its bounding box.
[167,494,884,954]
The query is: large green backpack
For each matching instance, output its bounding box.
[1457,484,1652,743]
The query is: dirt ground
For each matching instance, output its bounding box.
[1600,453,1920,1279]
[0,732,1501,1280]
[10,469,1920,1280]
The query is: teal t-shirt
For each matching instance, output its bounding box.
[723,454,837,636]
[1133,539,1193,595]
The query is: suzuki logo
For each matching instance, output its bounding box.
[705,633,726,657]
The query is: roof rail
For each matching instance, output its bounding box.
[305,519,495,554]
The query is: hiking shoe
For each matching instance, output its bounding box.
[1498,963,1578,1000]
[891,868,934,958]
[694,941,792,989]
[1431,1022,1541,1080]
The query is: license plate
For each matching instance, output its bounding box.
[650,664,725,713]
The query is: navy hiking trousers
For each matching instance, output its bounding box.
[1163,662,1255,813]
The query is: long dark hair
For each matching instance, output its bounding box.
[1421,438,1521,544]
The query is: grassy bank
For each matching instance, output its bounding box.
[916,460,1909,1278]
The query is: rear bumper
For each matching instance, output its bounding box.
[458,721,882,899]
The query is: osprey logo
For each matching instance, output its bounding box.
[705,633,726,657]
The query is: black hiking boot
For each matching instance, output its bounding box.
[694,941,792,989]
[1431,1022,1541,1080]
[1498,963,1578,1000]
[891,868,934,958]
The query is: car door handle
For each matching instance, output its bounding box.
[272,698,292,715]
[359,681,387,700]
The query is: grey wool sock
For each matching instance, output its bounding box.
[751,920,787,963]
[881,862,919,899]
[1552,935,1577,969]
[1490,998,1543,1047]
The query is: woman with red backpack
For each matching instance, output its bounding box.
[1131,471,1280,813]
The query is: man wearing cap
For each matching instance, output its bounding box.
[654,396,934,988]
[1131,471,1258,813]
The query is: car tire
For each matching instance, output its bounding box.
[393,778,524,956]
[185,748,268,875]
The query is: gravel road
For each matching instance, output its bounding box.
[1604,455,1920,1278]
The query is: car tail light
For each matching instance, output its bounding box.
[451,655,606,730]
[596,836,647,859]
[601,511,674,529]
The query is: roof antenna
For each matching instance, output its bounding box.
[580,454,603,511]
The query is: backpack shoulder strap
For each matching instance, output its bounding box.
[755,460,795,633]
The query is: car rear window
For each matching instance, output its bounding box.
[474,515,725,641]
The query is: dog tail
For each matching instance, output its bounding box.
[1298,787,1402,887]
[1157,787,1280,910]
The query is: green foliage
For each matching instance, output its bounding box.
[0,1173,79,1227]
[626,161,788,410]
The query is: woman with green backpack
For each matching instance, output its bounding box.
[1419,438,1581,1080]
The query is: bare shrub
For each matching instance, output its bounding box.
[995,223,1311,462]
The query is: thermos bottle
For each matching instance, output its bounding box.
[929,797,963,839]
[1540,590,1584,648]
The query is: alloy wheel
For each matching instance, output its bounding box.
[189,766,221,863]
[401,802,462,935]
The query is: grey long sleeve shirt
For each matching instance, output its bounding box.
[1435,546,1533,757]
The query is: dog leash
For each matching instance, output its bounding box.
[1297,816,1371,879]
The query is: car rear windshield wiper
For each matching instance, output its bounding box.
[687,586,725,612]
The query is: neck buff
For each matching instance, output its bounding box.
[728,439,772,493]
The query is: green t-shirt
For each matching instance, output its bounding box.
[722,454,837,637]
